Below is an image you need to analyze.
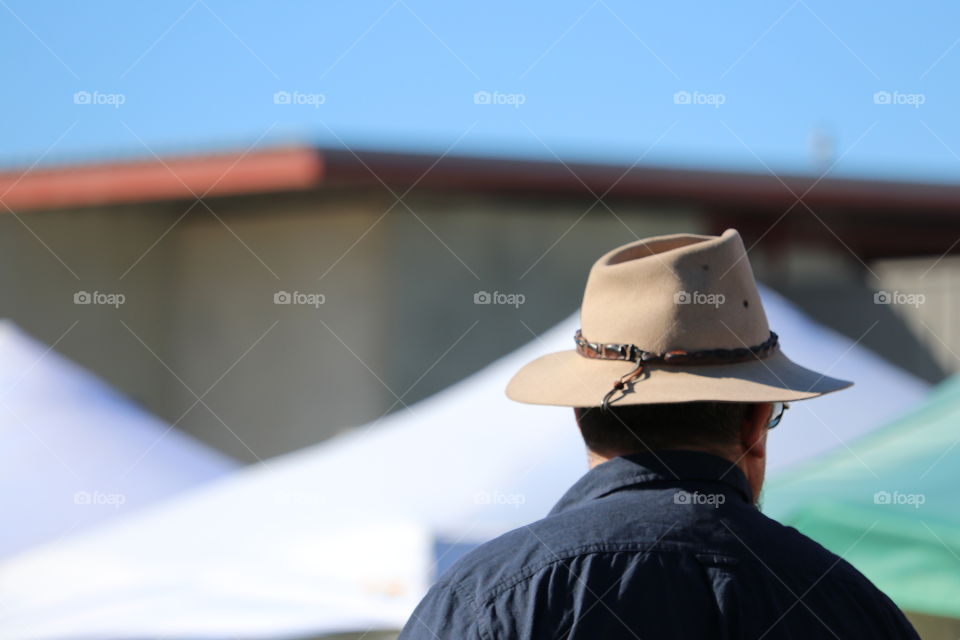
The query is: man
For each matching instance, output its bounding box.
[399,229,918,639]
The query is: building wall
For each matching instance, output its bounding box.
[872,255,960,378]
[163,189,704,460]
[3,190,945,463]
[0,202,182,414]
[0,190,703,462]
[160,190,394,462]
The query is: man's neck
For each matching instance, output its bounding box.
[586,445,735,470]
[585,447,763,506]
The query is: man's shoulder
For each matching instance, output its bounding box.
[729,507,913,619]
[438,498,691,604]
[438,520,553,601]
[741,508,874,583]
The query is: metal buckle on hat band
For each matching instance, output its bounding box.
[573,331,638,361]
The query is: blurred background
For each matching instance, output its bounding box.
[0,1,959,638]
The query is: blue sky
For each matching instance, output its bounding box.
[2,0,959,181]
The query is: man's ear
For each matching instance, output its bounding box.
[740,403,771,460]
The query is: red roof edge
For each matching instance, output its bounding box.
[2,144,960,216]
[0,146,325,213]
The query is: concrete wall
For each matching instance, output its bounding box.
[0,190,702,461]
[165,190,704,460]
[161,190,395,461]
[0,202,182,413]
[3,190,945,462]
[872,255,960,378]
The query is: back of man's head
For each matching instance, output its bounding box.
[573,402,752,459]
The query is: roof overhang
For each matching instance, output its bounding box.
[1,145,959,221]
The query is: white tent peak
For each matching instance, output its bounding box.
[0,320,237,559]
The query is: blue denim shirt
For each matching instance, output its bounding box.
[399,450,918,639]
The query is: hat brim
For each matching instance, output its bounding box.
[506,349,852,407]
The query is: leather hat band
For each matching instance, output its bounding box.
[573,329,780,411]
[574,329,779,366]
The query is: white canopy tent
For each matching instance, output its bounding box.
[0,320,237,558]
[0,288,929,638]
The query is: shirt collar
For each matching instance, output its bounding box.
[549,449,754,516]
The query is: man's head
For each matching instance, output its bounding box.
[573,402,775,501]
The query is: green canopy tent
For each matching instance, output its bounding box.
[766,376,960,637]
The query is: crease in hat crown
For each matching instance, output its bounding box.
[579,228,769,354]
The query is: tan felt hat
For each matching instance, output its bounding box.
[507,229,853,407]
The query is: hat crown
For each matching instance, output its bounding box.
[579,229,770,353]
